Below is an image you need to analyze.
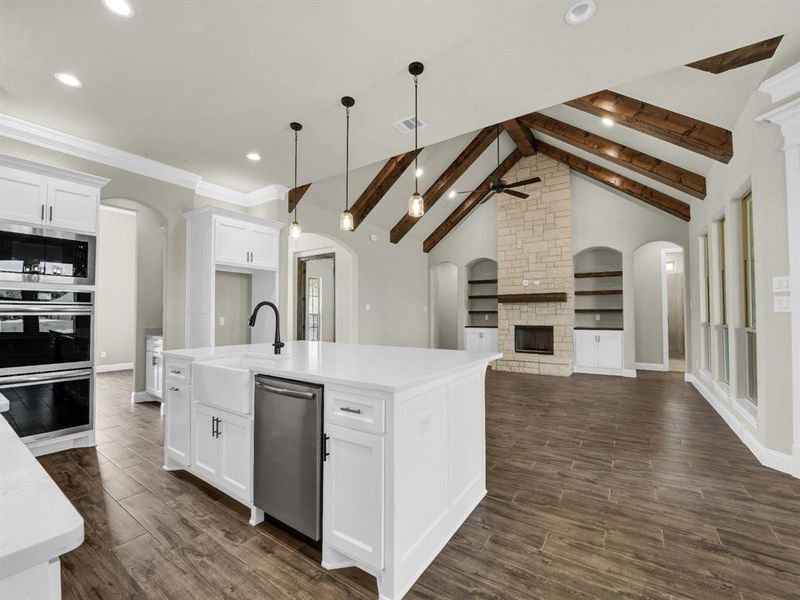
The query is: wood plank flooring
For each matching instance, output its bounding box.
[38,369,800,599]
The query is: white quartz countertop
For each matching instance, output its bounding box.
[0,416,84,579]
[164,341,502,392]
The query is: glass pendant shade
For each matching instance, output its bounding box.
[289,220,302,239]
[408,192,424,217]
[340,210,354,231]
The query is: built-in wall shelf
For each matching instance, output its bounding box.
[467,260,498,329]
[574,271,623,279]
[498,292,568,303]
[465,325,498,329]
[575,308,623,313]
[468,294,498,300]
[468,278,498,285]
[468,310,498,314]
[574,326,623,331]
[575,290,623,296]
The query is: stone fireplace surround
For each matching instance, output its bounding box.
[495,153,573,376]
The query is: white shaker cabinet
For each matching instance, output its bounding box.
[46,179,98,234]
[323,423,385,571]
[0,166,46,225]
[163,358,192,468]
[248,225,279,269]
[573,330,624,376]
[464,328,497,353]
[213,217,279,269]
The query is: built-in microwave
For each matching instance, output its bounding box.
[0,223,95,285]
[0,289,93,376]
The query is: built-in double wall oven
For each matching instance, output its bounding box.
[0,287,94,441]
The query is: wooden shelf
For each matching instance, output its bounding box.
[574,326,623,331]
[575,290,623,296]
[468,279,498,285]
[468,294,498,300]
[574,271,623,279]
[468,310,498,314]
[497,292,568,303]
[465,325,498,329]
[575,308,623,313]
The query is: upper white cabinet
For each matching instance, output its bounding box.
[214,217,278,269]
[0,158,106,234]
[249,225,279,269]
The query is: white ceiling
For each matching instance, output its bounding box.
[1,0,797,193]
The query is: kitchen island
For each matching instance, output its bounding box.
[161,341,500,600]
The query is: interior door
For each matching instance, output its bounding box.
[0,167,46,226]
[191,404,219,481]
[574,333,598,369]
[214,218,249,266]
[47,180,98,234]
[249,225,278,269]
[323,424,384,570]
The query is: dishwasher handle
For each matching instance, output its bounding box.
[255,380,316,400]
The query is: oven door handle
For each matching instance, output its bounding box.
[0,369,93,386]
[0,305,93,314]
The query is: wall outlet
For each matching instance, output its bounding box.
[370,233,378,242]
[218,316,225,326]
[484,314,489,321]
[595,314,601,321]
[533,280,541,286]
[522,279,530,287]
[774,295,791,313]
[100,351,106,358]
[773,275,791,293]
[420,411,432,433]
[365,304,371,312]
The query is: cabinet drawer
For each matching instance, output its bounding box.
[326,388,385,434]
[165,361,191,384]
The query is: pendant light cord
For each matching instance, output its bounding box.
[293,129,298,221]
[414,75,419,195]
[346,105,350,211]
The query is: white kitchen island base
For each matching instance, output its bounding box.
[162,341,499,600]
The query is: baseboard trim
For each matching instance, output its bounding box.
[686,373,794,477]
[574,366,637,378]
[131,390,161,404]
[635,362,668,372]
[96,362,133,373]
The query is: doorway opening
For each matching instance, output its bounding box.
[664,248,686,372]
[296,253,335,342]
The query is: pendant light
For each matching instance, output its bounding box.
[407,61,425,218]
[340,96,355,231]
[288,122,303,240]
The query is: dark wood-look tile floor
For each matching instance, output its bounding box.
[39,370,800,599]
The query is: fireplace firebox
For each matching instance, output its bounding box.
[514,326,554,355]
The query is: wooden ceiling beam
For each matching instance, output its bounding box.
[537,141,690,221]
[565,90,733,163]
[390,126,499,243]
[349,149,421,229]
[287,183,311,213]
[687,36,783,74]
[502,119,538,156]
[519,112,706,199]
[423,149,523,253]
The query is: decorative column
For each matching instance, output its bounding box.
[759,62,800,476]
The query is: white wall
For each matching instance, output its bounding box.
[95,206,136,368]
[431,262,459,349]
[633,241,680,365]
[215,271,252,346]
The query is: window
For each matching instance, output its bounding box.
[699,235,711,371]
[715,218,730,385]
[306,276,321,341]
[741,194,757,402]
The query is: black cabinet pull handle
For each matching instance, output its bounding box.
[340,406,362,414]
[49,206,53,221]
[41,204,45,220]
[323,434,330,461]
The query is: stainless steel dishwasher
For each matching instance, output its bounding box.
[253,375,324,541]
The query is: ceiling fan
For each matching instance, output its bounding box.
[452,124,541,203]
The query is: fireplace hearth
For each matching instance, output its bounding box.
[514,325,554,355]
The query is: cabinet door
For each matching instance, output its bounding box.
[249,225,278,269]
[47,179,98,234]
[323,424,384,570]
[574,333,599,369]
[154,354,163,398]
[214,217,249,266]
[0,166,46,226]
[482,330,498,352]
[597,333,623,370]
[145,351,156,395]
[164,382,191,466]
[191,403,220,481]
[217,411,252,502]
[464,331,480,352]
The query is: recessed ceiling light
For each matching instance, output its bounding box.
[54,72,83,88]
[102,0,134,17]
[448,190,457,199]
[601,117,614,127]
[246,152,261,162]
[565,0,596,25]
[415,167,424,178]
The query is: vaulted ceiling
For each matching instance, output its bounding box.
[1,0,797,194]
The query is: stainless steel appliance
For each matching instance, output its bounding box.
[0,224,96,285]
[0,368,93,441]
[0,289,93,376]
[254,375,324,541]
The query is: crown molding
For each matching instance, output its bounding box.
[0,113,285,207]
[758,96,800,149]
[759,61,800,103]
[0,152,110,188]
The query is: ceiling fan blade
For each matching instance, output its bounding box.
[504,176,542,189]
[478,190,497,205]
[504,189,529,199]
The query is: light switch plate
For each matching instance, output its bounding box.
[773,275,791,292]
[218,316,225,326]
[365,304,371,312]
[370,233,378,242]
[774,296,791,313]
